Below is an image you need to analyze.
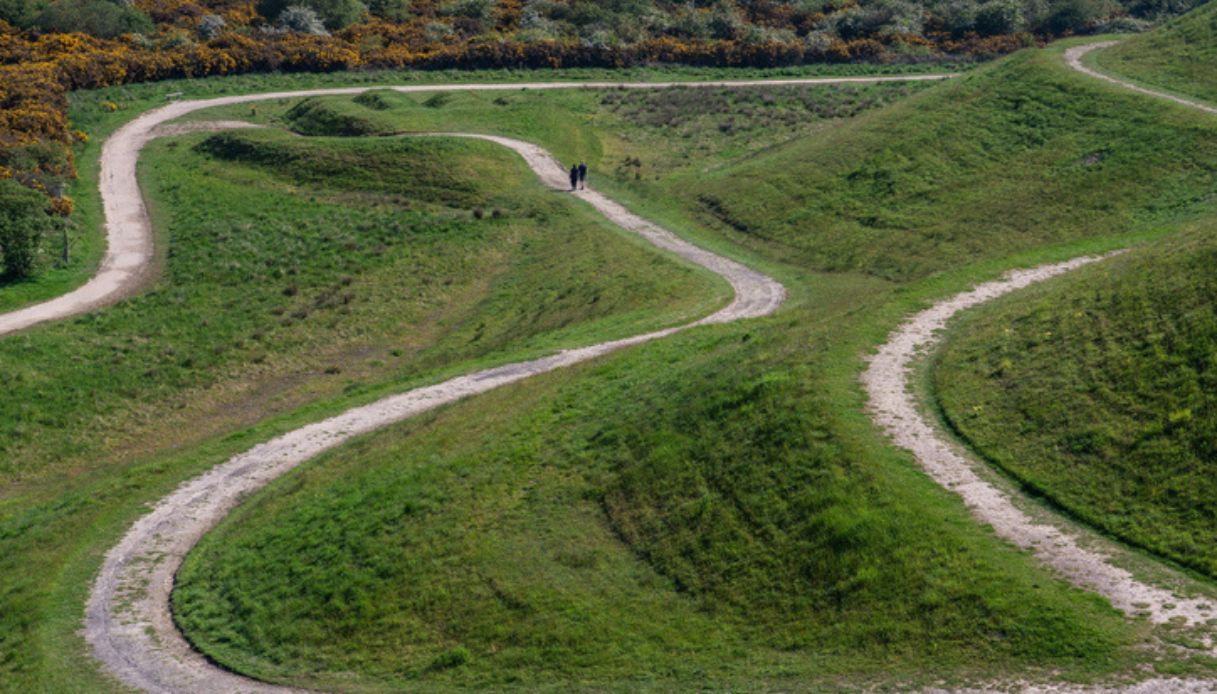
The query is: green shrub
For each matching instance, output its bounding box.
[32,0,153,38]
[258,0,366,31]
[0,179,51,280]
[365,0,409,21]
[0,0,47,28]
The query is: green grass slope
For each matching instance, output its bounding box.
[168,45,1217,691]
[690,48,1217,282]
[175,275,1132,693]
[0,126,720,690]
[935,223,1217,578]
[1097,1,1217,105]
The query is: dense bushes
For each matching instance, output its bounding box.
[0,178,50,279]
[257,0,366,31]
[31,0,154,38]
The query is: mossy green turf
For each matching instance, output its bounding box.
[1096,1,1217,106]
[935,221,1217,578]
[0,123,721,689]
[172,44,1217,690]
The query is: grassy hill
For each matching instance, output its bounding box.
[1096,0,1217,104]
[170,43,1217,691]
[935,214,1217,578]
[0,120,722,690]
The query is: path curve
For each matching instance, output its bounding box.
[0,76,952,339]
[1064,41,1217,116]
[861,252,1217,625]
[74,74,967,693]
[862,37,1217,657]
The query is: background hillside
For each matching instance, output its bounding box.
[1097,0,1217,102]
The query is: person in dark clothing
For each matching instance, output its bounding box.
[569,164,579,191]
[577,161,587,190]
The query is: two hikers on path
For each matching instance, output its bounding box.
[570,162,587,191]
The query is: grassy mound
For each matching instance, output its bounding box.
[176,291,1131,692]
[0,126,719,688]
[935,225,1217,577]
[690,48,1217,281]
[285,94,404,136]
[166,50,1217,691]
[1097,1,1217,105]
[195,131,483,208]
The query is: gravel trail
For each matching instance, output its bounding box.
[74,44,1217,693]
[0,74,953,341]
[858,41,1217,692]
[861,252,1217,625]
[76,74,963,692]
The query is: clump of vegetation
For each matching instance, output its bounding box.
[258,0,367,32]
[4,0,154,37]
[274,5,331,35]
[936,226,1217,577]
[0,178,53,280]
[285,97,400,135]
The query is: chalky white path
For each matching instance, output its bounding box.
[862,252,1217,625]
[0,76,953,339]
[73,74,980,693]
[862,41,1217,693]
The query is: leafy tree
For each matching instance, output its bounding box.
[0,0,48,28]
[258,0,366,30]
[32,0,153,37]
[0,180,51,281]
[365,0,409,21]
[975,0,1024,34]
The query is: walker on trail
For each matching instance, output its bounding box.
[578,161,587,190]
[569,164,579,191]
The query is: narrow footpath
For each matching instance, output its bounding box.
[70,75,955,692]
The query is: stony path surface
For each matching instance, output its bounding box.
[861,41,1217,693]
[75,74,969,692]
[862,252,1217,625]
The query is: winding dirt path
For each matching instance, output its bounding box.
[67,42,1217,692]
[83,137,780,694]
[1065,41,1217,116]
[70,74,966,692]
[860,40,1217,690]
[0,76,951,340]
[861,252,1217,625]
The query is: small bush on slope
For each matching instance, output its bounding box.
[0,179,51,280]
[1098,0,1217,105]
[935,225,1217,577]
[689,48,1217,282]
